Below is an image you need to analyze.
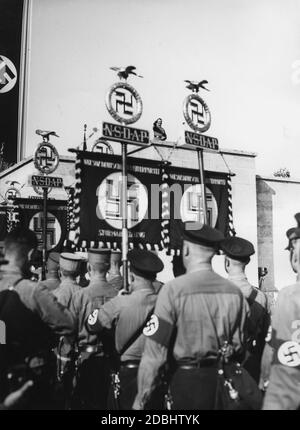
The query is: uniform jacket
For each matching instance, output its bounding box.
[228,274,270,382]
[83,278,118,307]
[0,270,75,337]
[53,278,81,309]
[88,287,157,362]
[40,277,60,292]
[150,269,249,362]
[263,282,300,410]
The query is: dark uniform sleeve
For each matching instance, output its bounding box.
[133,283,175,410]
[263,289,300,410]
[32,283,76,336]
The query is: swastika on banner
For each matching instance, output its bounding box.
[29,211,62,251]
[97,172,148,230]
[180,184,218,228]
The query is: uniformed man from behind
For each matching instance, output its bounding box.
[67,249,116,410]
[107,250,123,291]
[132,224,249,410]
[81,248,117,305]
[53,253,82,308]
[0,228,75,335]
[40,252,60,291]
[220,236,270,383]
[0,228,76,408]
[87,249,164,410]
[263,226,300,409]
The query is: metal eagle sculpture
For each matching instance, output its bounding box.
[110,65,143,81]
[184,80,209,93]
[35,129,59,142]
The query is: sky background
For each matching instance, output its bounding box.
[25,0,300,177]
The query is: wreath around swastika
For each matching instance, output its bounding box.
[105,82,143,125]
[34,142,59,174]
[183,93,211,133]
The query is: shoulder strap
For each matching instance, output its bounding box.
[8,277,23,291]
[247,288,258,306]
[119,306,155,356]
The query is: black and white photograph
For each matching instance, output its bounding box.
[0,0,300,415]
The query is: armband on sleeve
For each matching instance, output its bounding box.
[143,314,173,347]
[86,309,102,334]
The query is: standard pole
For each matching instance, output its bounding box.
[197,148,208,225]
[18,0,32,162]
[121,141,128,291]
[42,187,48,280]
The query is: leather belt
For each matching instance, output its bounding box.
[120,360,140,369]
[177,358,218,369]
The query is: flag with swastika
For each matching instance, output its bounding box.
[0,0,24,163]
[14,198,68,253]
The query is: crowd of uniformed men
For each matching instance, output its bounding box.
[0,216,300,410]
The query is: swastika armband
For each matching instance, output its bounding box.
[275,341,300,369]
[86,309,102,334]
[143,314,173,347]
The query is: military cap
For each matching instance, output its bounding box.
[128,249,164,281]
[181,223,224,247]
[60,252,82,272]
[295,213,300,227]
[285,227,300,250]
[285,227,295,250]
[88,248,111,265]
[75,251,88,261]
[111,250,122,264]
[220,236,255,261]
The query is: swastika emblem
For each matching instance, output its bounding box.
[143,315,159,337]
[183,94,211,133]
[5,187,21,202]
[29,211,62,251]
[88,310,99,326]
[97,172,148,230]
[34,142,59,174]
[92,138,114,154]
[278,341,300,367]
[0,56,17,93]
[180,184,218,228]
[106,82,143,125]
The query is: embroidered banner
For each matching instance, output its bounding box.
[162,165,231,253]
[74,152,163,250]
[14,198,68,253]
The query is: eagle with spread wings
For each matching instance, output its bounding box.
[184,80,209,93]
[110,65,143,81]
